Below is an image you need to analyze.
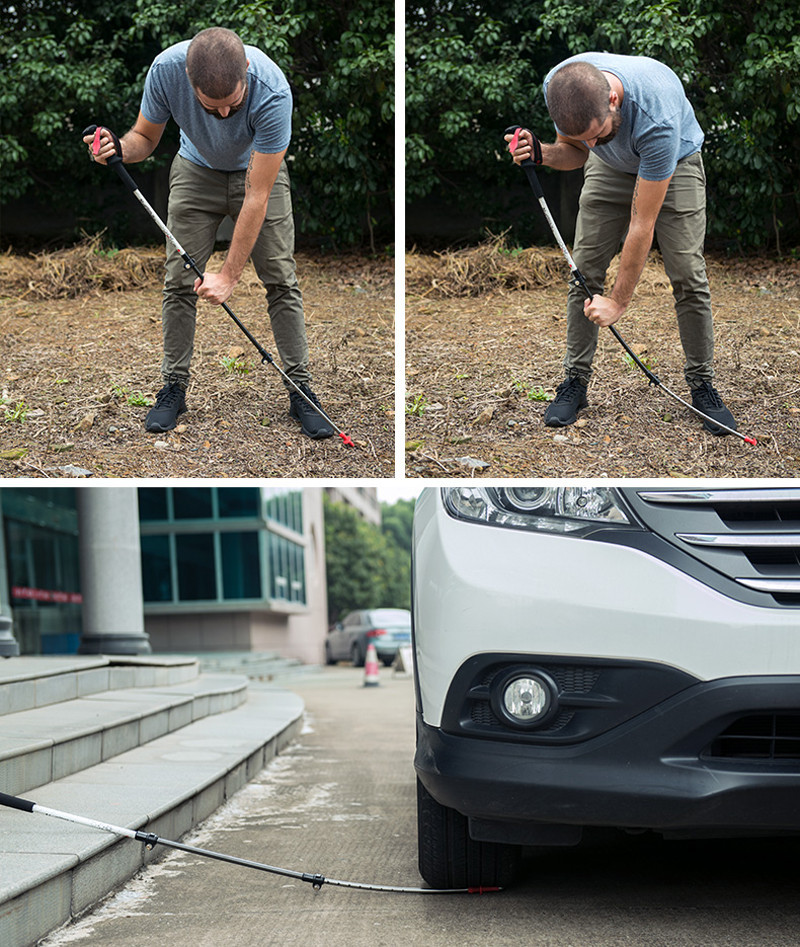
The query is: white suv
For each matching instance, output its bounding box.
[412,485,800,888]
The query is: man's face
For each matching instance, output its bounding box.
[578,105,622,148]
[194,81,248,120]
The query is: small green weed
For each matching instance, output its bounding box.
[221,355,251,375]
[3,400,29,423]
[512,379,553,402]
[405,394,429,417]
[112,385,152,407]
[623,352,656,372]
[126,392,153,407]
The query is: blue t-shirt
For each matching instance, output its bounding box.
[140,41,292,171]
[543,53,704,181]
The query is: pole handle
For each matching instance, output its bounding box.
[0,791,35,812]
[505,125,544,198]
[107,155,141,195]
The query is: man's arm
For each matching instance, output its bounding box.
[505,129,589,171]
[81,112,166,165]
[195,149,286,305]
[584,174,671,327]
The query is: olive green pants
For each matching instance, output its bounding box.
[565,151,714,388]
[161,154,310,388]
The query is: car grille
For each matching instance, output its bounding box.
[705,714,800,763]
[624,488,800,606]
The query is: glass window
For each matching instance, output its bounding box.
[140,535,172,602]
[173,488,213,520]
[138,488,168,521]
[218,488,260,519]
[221,531,261,599]
[175,534,215,600]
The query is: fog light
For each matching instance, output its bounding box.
[504,677,548,720]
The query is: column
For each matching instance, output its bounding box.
[77,487,151,655]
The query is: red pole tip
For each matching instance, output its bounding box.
[339,432,355,447]
[467,886,502,894]
[744,437,757,446]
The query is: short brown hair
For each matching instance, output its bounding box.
[186,28,247,99]
[547,61,611,137]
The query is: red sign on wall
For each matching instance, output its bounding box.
[11,586,83,604]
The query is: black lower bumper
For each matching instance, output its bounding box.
[415,676,800,842]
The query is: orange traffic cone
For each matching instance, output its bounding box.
[363,642,380,687]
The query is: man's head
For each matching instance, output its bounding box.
[547,61,621,146]
[186,28,249,118]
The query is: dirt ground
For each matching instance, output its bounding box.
[0,246,395,479]
[406,247,800,478]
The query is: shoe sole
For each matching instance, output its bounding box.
[145,405,187,434]
[543,400,588,428]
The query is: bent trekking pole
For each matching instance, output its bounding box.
[84,125,355,448]
[0,791,499,895]
[504,125,756,446]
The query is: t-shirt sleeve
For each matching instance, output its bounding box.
[249,87,293,154]
[140,61,172,126]
[635,122,681,181]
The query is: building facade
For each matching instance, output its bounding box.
[0,486,330,664]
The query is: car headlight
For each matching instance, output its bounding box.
[442,486,636,535]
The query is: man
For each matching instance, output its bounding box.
[508,52,737,435]
[83,27,333,438]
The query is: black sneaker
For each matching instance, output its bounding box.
[145,383,187,433]
[289,383,335,439]
[690,381,737,435]
[544,377,589,427]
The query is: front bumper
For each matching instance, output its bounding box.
[415,675,800,841]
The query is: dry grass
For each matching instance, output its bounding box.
[0,233,165,299]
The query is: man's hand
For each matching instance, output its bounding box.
[584,294,624,328]
[194,271,237,305]
[82,126,122,165]
[503,128,542,167]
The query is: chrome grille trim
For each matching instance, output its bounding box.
[638,489,800,505]
[677,533,800,548]
[735,578,800,593]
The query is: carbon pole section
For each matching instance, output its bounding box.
[84,126,355,448]
[505,126,756,446]
[0,791,498,895]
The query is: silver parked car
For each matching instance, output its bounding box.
[325,608,412,667]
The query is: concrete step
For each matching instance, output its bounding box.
[196,650,322,682]
[0,684,304,947]
[0,656,200,717]
[0,673,248,797]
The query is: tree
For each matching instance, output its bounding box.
[323,496,411,623]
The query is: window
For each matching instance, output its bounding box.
[176,534,215,600]
[173,488,213,520]
[139,488,306,608]
[218,488,260,519]
[221,531,261,599]
[138,488,169,522]
[140,535,172,602]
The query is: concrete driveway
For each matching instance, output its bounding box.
[41,667,800,947]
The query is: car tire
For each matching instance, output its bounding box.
[351,642,364,667]
[416,778,520,889]
[324,642,336,666]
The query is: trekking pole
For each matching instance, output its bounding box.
[84,125,355,448]
[0,791,499,895]
[505,125,756,446]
